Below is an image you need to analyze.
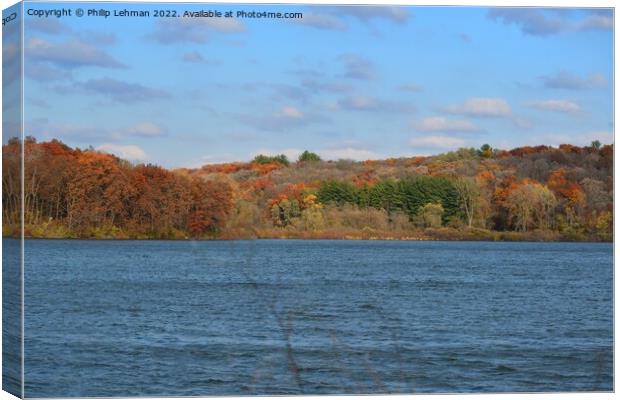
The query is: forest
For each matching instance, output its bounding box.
[2,137,613,241]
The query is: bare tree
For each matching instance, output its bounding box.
[454,177,481,228]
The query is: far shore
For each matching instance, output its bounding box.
[4,226,611,243]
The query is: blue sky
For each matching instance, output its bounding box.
[18,3,614,167]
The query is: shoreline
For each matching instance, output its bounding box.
[5,224,611,243]
[4,233,612,244]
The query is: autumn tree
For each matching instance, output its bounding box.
[2,138,21,228]
[300,194,325,230]
[188,178,234,236]
[270,197,301,227]
[129,164,191,236]
[2,137,612,241]
[454,177,481,227]
[532,185,557,230]
[506,182,556,232]
[581,178,610,213]
[547,168,585,227]
[419,203,444,228]
[66,151,132,232]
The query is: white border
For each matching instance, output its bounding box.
[0,1,616,400]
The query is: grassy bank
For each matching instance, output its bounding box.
[5,223,610,242]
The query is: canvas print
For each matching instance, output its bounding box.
[2,1,614,397]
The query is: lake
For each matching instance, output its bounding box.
[11,239,614,396]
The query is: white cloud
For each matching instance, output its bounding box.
[409,135,467,149]
[124,122,167,138]
[76,77,171,103]
[241,106,325,131]
[25,18,70,35]
[338,95,378,110]
[398,83,422,92]
[539,131,613,147]
[588,131,613,144]
[444,97,512,118]
[96,144,147,161]
[199,153,239,165]
[294,12,347,31]
[337,95,414,113]
[320,147,381,161]
[26,37,126,69]
[579,14,613,31]
[299,6,410,31]
[182,51,220,65]
[528,99,581,114]
[177,153,240,168]
[512,116,533,129]
[539,71,607,90]
[338,53,375,80]
[150,17,245,44]
[412,116,480,133]
[333,6,410,24]
[279,106,304,119]
[488,8,612,36]
[300,79,352,93]
[206,18,246,33]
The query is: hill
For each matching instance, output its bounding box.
[3,137,613,241]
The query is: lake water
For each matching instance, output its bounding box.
[12,239,614,396]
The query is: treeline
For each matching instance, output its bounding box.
[3,137,233,238]
[2,137,613,241]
